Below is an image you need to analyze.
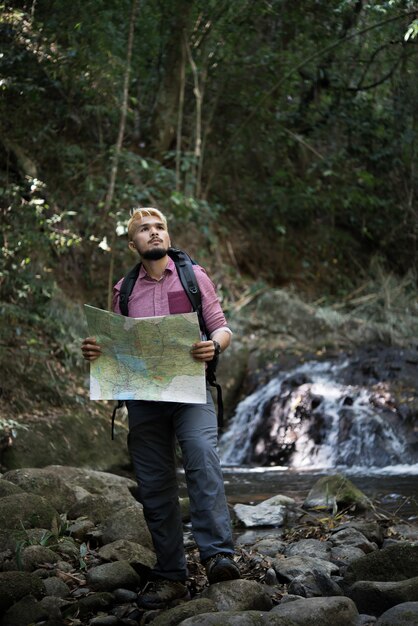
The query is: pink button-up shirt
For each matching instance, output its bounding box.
[112,257,231,338]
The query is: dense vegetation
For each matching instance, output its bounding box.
[1,1,417,414]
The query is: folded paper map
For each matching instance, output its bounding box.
[84,305,206,403]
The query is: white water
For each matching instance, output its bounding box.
[219,360,412,470]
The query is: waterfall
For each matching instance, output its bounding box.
[219,360,412,470]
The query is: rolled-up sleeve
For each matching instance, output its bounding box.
[194,266,232,337]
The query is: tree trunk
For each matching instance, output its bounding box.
[150,0,194,158]
[105,0,139,311]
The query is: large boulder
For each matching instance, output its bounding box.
[3,467,78,512]
[271,596,359,625]
[376,602,418,625]
[349,577,418,616]
[101,504,153,548]
[234,495,294,528]
[1,406,129,472]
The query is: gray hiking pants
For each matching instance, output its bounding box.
[126,388,234,581]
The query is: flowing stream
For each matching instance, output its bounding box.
[211,357,418,522]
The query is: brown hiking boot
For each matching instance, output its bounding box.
[204,553,241,584]
[137,579,190,610]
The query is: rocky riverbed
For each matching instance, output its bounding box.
[1,466,418,625]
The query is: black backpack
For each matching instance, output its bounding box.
[111,247,223,438]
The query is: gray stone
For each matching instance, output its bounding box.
[344,543,418,585]
[43,576,71,598]
[0,571,46,612]
[0,493,60,530]
[271,596,359,625]
[112,588,138,602]
[252,536,286,557]
[77,591,115,616]
[329,527,377,554]
[333,520,384,546]
[89,616,119,626]
[349,576,418,616]
[201,579,273,611]
[151,598,217,626]
[288,570,343,598]
[101,504,153,548]
[98,538,156,568]
[303,474,371,512]
[67,494,115,523]
[234,495,294,528]
[272,555,339,583]
[178,611,298,625]
[284,539,331,560]
[86,560,141,591]
[330,546,366,570]
[67,518,96,542]
[376,602,418,625]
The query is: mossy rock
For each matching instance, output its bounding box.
[0,480,24,498]
[3,467,78,512]
[344,543,418,585]
[303,474,371,512]
[0,493,60,530]
[0,571,45,612]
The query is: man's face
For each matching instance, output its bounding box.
[129,215,171,260]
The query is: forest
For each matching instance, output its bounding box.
[1,0,417,419]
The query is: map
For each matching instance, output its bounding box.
[84,305,206,403]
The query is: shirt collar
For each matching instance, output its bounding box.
[138,255,175,280]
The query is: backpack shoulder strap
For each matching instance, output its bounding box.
[119,262,141,317]
[168,248,208,337]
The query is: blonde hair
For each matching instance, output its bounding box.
[127,207,168,240]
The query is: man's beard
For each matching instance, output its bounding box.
[142,247,168,260]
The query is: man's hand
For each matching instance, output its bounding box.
[190,340,217,362]
[81,337,102,361]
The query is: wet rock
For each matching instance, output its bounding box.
[234,495,294,527]
[264,568,279,585]
[272,555,339,583]
[284,539,331,560]
[200,579,273,611]
[348,576,418,616]
[0,493,60,530]
[344,543,418,585]
[0,571,45,612]
[376,602,418,625]
[151,598,217,626]
[288,569,343,598]
[329,527,377,554]
[101,504,153,548]
[303,474,371,512]
[86,560,141,591]
[112,588,138,602]
[271,596,360,625]
[3,468,78,512]
[98,538,156,569]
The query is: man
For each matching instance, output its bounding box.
[81,207,240,609]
